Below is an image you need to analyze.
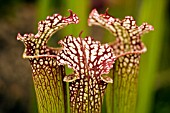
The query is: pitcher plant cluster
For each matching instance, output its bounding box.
[17,9,154,113]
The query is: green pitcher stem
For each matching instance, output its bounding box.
[113,55,139,113]
[68,77,107,113]
[31,59,66,113]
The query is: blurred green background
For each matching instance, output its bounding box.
[0,0,169,113]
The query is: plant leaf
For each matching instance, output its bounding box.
[17,10,79,113]
[88,9,154,113]
[57,35,115,113]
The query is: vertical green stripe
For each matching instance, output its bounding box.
[137,0,168,113]
[36,0,51,21]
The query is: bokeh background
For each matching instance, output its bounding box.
[0,0,169,113]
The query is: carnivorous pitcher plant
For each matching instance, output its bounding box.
[17,9,153,113]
